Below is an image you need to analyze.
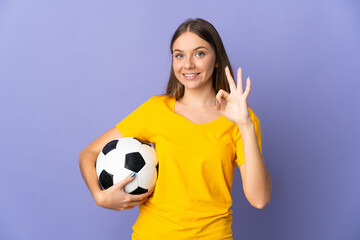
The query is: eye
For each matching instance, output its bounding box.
[196,51,205,57]
[175,53,183,59]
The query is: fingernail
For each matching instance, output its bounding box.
[130,172,136,177]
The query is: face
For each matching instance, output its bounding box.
[172,31,218,90]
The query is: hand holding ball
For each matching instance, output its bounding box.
[96,137,158,195]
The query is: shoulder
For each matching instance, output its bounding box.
[248,107,260,123]
[149,94,172,101]
[138,94,173,112]
[233,107,262,141]
[248,107,262,137]
[147,94,174,105]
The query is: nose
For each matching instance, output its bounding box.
[184,56,195,69]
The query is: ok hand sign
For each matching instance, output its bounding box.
[215,66,253,127]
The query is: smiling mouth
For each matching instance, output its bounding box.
[182,73,200,79]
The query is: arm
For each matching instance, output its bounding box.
[79,127,123,203]
[238,121,272,209]
[78,127,153,210]
[215,66,272,209]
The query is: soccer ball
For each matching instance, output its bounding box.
[96,137,158,195]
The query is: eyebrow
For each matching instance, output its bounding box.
[173,46,208,53]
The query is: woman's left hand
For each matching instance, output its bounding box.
[215,66,253,127]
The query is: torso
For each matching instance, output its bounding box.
[174,99,226,125]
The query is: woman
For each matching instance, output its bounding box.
[79,18,272,239]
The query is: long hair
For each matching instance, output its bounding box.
[163,18,235,100]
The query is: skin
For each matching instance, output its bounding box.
[172,31,219,110]
[79,129,154,211]
[173,31,272,208]
[78,31,271,211]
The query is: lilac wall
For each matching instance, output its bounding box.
[1,0,359,239]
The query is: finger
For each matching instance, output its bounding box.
[128,190,152,201]
[148,186,155,195]
[215,89,230,114]
[126,197,148,208]
[243,77,251,98]
[237,67,243,94]
[115,172,136,189]
[121,205,136,211]
[134,197,149,206]
[215,89,230,106]
[225,66,237,93]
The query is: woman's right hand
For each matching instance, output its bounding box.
[94,173,154,211]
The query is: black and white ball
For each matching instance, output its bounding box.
[96,137,158,195]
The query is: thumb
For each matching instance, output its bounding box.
[114,172,136,190]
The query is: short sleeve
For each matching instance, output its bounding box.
[115,97,153,143]
[234,109,262,167]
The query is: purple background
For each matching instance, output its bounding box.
[1,0,359,239]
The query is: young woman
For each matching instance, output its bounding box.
[79,18,272,239]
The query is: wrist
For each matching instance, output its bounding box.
[236,119,254,133]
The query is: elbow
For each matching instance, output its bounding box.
[78,149,86,163]
[252,199,270,209]
[78,148,90,165]
[250,193,271,209]
[254,178,272,209]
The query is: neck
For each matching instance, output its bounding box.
[178,84,216,108]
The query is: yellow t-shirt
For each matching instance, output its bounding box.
[115,95,262,240]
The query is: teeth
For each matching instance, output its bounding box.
[184,73,198,77]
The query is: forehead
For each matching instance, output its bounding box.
[172,31,212,51]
